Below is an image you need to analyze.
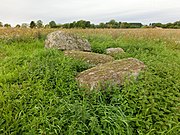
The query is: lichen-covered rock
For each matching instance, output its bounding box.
[45,31,91,51]
[64,50,114,66]
[76,58,146,90]
[106,47,125,56]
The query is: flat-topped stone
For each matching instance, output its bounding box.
[64,50,114,66]
[76,58,146,90]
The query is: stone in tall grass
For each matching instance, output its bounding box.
[45,31,91,51]
[76,58,146,90]
[64,50,114,66]
[106,47,125,56]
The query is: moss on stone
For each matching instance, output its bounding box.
[76,58,146,91]
[64,50,114,66]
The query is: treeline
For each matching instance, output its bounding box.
[0,20,180,29]
[149,21,180,29]
[61,20,143,29]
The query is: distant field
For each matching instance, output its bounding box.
[0,28,180,134]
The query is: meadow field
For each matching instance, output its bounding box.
[0,28,180,134]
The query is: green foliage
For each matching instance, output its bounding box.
[129,23,143,28]
[49,21,57,28]
[151,23,163,28]
[4,23,11,28]
[120,22,130,28]
[0,32,180,134]
[30,21,36,29]
[36,20,43,28]
[62,20,93,29]
[106,19,120,28]
[21,23,29,28]
[98,23,106,28]
[0,22,3,27]
[1,20,180,29]
[60,20,142,29]
[150,21,180,29]
[15,24,21,28]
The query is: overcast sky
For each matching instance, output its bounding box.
[0,0,180,26]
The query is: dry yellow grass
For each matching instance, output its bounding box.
[0,28,180,50]
[0,28,180,40]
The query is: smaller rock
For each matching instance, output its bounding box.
[106,47,125,56]
[64,50,114,66]
[76,58,146,90]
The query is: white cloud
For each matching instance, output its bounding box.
[0,0,180,26]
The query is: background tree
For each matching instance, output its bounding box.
[49,21,57,28]
[165,23,173,28]
[120,22,130,28]
[36,20,43,28]
[76,20,86,28]
[15,24,21,28]
[30,21,36,28]
[151,23,162,28]
[0,22,3,27]
[174,21,180,26]
[62,23,70,28]
[4,23,11,28]
[99,23,106,28]
[21,23,29,28]
[90,24,96,29]
[85,21,91,28]
[129,23,143,28]
[106,19,119,28]
[172,21,180,29]
[69,22,75,28]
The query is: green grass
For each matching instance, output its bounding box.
[0,32,180,135]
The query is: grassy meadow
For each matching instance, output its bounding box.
[0,28,180,134]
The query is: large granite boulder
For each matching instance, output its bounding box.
[64,50,114,66]
[45,31,91,51]
[76,58,146,90]
[106,47,125,56]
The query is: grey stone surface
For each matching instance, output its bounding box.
[106,47,125,56]
[45,31,91,51]
[76,58,146,90]
[64,50,114,66]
